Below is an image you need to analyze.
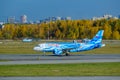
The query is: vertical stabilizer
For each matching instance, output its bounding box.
[91,30,104,42]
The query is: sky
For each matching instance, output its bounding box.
[0,0,120,22]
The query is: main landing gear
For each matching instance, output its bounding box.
[63,50,70,56]
[65,52,70,56]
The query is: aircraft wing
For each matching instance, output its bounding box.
[53,43,80,55]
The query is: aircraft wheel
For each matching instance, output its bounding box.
[65,53,70,56]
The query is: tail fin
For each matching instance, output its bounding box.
[91,30,104,42]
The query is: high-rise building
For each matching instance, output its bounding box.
[21,15,27,23]
[92,14,118,20]
[56,17,61,20]
[66,17,71,20]
[7,16,15,23]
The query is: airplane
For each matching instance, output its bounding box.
[22,38,33,42]
[33,30,105,56]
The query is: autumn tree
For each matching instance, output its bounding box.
[0,19,120,40]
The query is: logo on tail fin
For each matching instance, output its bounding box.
[91,30,104,42]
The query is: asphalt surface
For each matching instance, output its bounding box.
[0,54,120,80]
[0,76,120,80]
[0,54,120,65]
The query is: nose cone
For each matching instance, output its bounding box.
[33,47,41,51]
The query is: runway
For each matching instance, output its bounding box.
[0,54,120,80]
[0,54,120,65]
[0,76,120,80]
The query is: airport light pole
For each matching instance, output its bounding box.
[48,26,49,40]
[47,22,50,40]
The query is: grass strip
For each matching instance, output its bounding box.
[0,62,120,76]
[0,41,120,54]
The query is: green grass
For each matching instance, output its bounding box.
[0,41,39,54]
[0,40,120,54]
[0,62,120,76]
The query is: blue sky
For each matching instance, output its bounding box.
[0,0,120,22]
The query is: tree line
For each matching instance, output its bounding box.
[0,19,120,40]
